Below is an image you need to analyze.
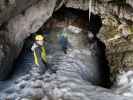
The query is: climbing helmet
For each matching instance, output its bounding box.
[35,34,44,41]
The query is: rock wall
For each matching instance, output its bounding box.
[0,32,17,80]
[66,0,133,22]
[0,0,132,88]
[0,0,133,99]
[0,0,39,26]
[0,0,58,80]
[65,0,133,79]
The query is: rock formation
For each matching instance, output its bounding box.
[0,0,133,99]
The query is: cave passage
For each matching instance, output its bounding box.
[11,7,112,88]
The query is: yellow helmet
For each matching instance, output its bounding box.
[35,35,44,41]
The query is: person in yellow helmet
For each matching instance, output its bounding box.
[31,34,47,74]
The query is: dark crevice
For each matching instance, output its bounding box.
[5,0,10,6]
[10,34,35,79]
[89,13,102,35]
[88,13,112,88]
[0,22,8,31]
[95,37,112,88]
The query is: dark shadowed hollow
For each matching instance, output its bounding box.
[11,6,112,88]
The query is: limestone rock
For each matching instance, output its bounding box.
[0,0,133,99]
[0,0,58,80]
[98,15,133,79]
[0,0,39,26]
[66,0,133,22]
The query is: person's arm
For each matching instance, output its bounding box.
[31,43,38,51]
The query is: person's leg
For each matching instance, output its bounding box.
[44,62,48,70]
[38,61,48,74]
[63,47,67,54]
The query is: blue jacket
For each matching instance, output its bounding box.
[59,34,68,48]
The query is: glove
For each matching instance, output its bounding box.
[31,43,38,51]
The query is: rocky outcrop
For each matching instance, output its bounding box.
[65,0,133,79]
[0,0,39,26]
[0,40,131,99]
[0,32,18,80]
[7,0,58,46]
[0,0,133,99]
[66,0,133,22]
[126,0,133,8]
[0,0,58,80]
[97,14,133,80]
[0,0,133,80]
[113,70,133,97]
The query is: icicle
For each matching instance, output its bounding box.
[89,0,92,22]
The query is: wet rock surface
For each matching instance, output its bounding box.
[0,0,133,99]
[0,47,132,100]
[97,14,133,80]
[0,0,39,25]
[0,26,132,99]
[113,70,133,97]
[0,0,132,81]
[66,0,133,22]
[0,32,18,80]
[0,0,58,80]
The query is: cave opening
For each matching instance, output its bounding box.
[10,6,112,88]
